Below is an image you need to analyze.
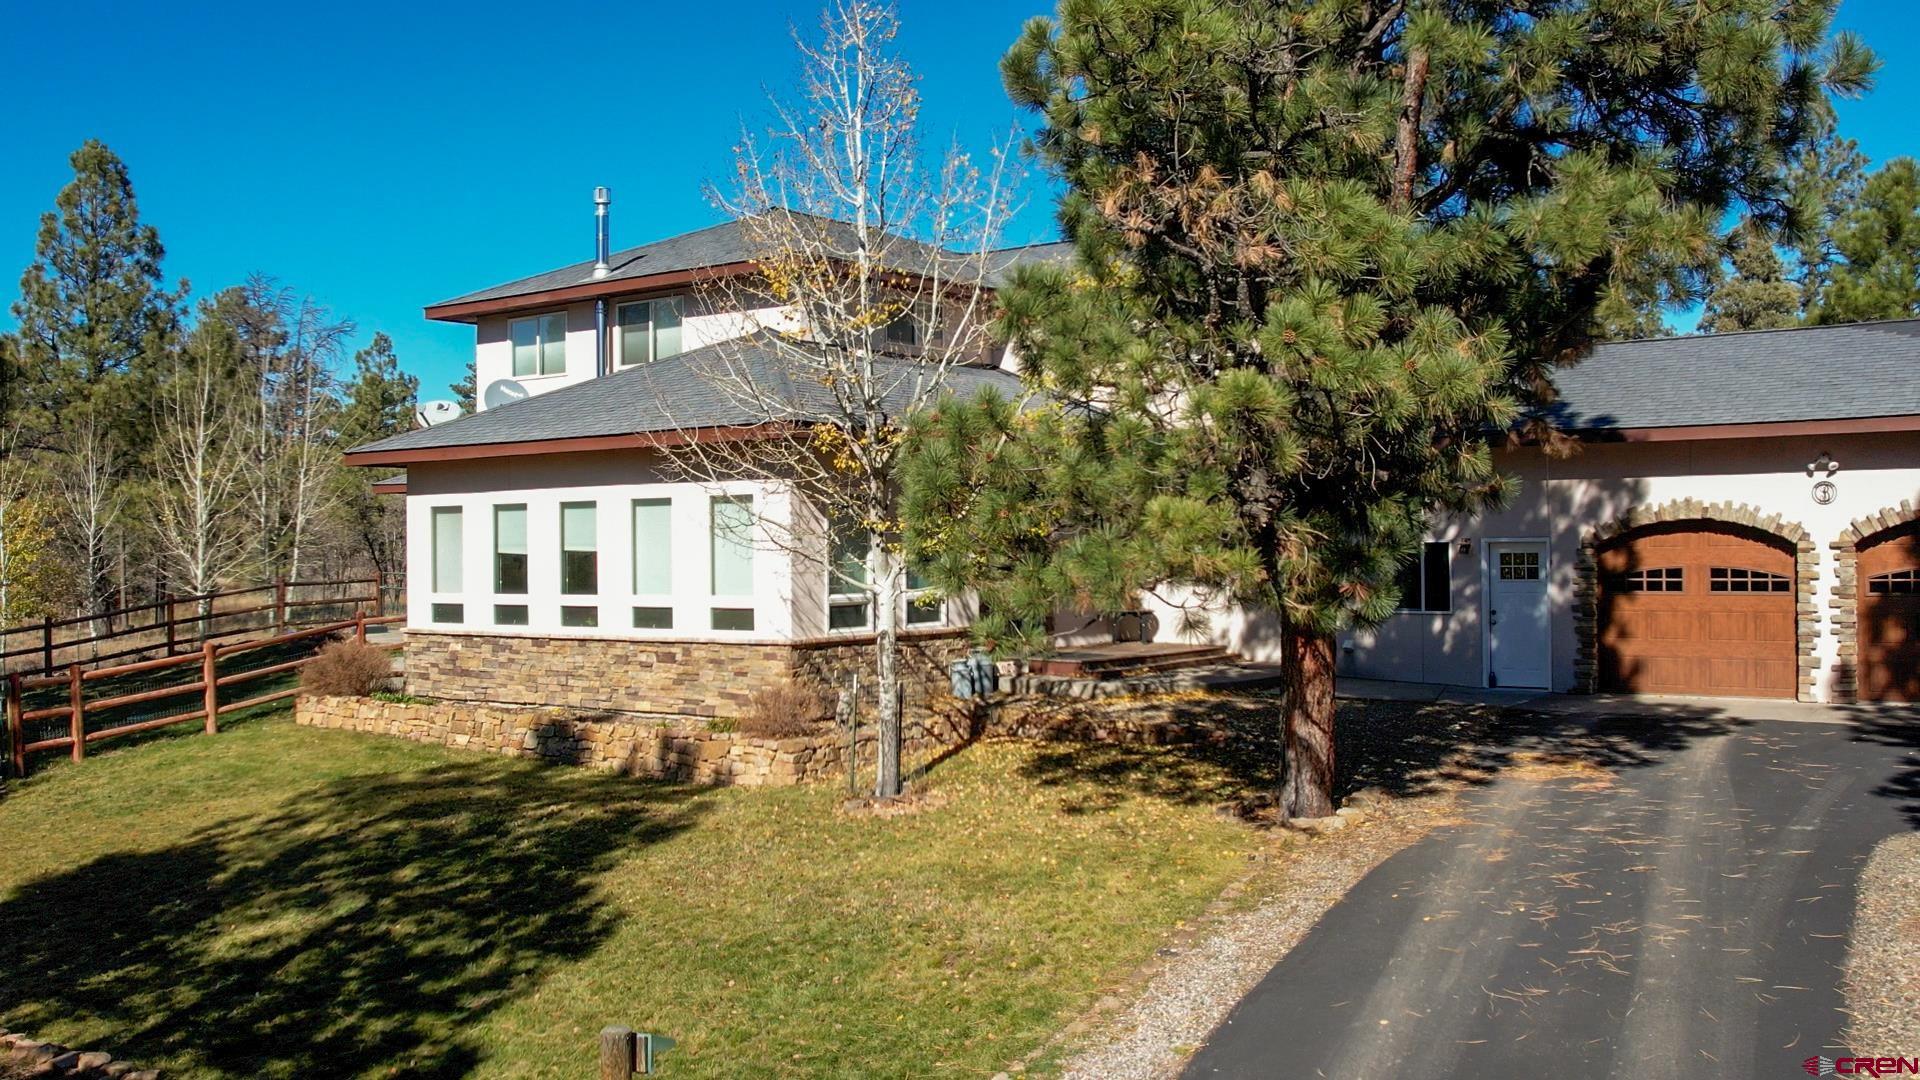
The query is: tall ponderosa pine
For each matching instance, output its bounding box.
[12,140,183,615]
[903,0,1870,816]
[1700,220,1802,333]
[1811,157,1920,323]
[333,333,418,583]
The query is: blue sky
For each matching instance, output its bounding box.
[1,0,1914,396]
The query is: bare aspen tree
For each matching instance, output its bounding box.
[663,0,1015,799]
[48,410,127,637]
[149,317,254,627]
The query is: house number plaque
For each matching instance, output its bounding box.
[1812,480,1837,506]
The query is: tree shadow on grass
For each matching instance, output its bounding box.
[1008,692,1757,811]
[0,760,713,1078]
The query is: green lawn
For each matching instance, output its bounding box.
[0,708,1264,1079]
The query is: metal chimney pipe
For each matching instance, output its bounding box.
[592,186,612,279]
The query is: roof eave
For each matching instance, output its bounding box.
[423,261,762,323]
[340,422,797,467]
[1569,414,1920,443]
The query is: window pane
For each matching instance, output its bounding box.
[632,606,674,629]
[1421,542,1451,613]
[561,605,599,627]
[655,298,682,358]
[830,528,868,592]
[633,499,672,594]
[711,607,755,631]
[561,502,597,595]
[493,604,528,626]
[494,505,527,594]
[431,602,464,624]
[1392,549,1421,611]
[829,601,870,630]
[711,496,754,596]
[540,313,567,374]
[431,507,463,593]
[618,303,651,366]
[906,595,943,625]
[510,319,538,377]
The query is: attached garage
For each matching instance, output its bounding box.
[1858,523,1920,703]
[1596,522,1798,698]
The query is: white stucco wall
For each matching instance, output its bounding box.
[1124,430,1920,702]
[470,293,795,412]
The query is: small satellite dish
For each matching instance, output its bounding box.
[416,400,463,427]
[483,378,530,410]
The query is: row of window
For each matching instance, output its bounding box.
[429,495,757,630]
[1617,566,1792,593]
[508,298,686,379]
[1869,568,1919,595]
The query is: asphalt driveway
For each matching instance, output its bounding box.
[1183,700,1920,1080]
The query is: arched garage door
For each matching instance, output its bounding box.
[1596,522,1797,698]
[1859,522,1920,702]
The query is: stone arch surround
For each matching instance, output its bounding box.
[1573,499,1818,701]
[1827,500,1920,703]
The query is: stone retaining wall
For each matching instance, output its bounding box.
[0,1029,157,1079]
[295,694,972,788]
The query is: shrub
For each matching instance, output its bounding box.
[300,639,396,698]
[734,680,832,739]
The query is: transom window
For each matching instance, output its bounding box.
[1622,567,1683,592]
[509,313,567,377]
[1710,566,1790,593]
[617,298,684,367]
[1498,550,1541,581]
[1869,569,1920,595]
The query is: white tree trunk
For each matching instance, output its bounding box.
[872,540,905,798]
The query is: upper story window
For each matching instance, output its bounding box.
[510,312,567,377]
[883,306,919,348]
[617,298,684,366]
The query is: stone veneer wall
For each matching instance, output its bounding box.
[1573,499,1817,700]
[404,628,976,724]
[1827,500,1920,703]
[296,694,969,788]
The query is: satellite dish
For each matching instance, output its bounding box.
[416,400,463,427]
[483,378,530,410]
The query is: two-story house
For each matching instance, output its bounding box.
[348,195,1920,713]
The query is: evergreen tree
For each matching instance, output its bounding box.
[450,359,476,413]
[1700,220,1802,333]
[903,0,1869,816]
[1811,157,1920,323]
[1786,133,1870,311]
[334,333,418,584]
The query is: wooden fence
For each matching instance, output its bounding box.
[0,573,400,678]
[5,612,404,778]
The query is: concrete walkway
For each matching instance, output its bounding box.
[1183,700,1920,1079]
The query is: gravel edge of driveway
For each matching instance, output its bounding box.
[1033,789,1468,1080]
[1843,831,1920,1054]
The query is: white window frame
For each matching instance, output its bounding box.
[631,497,675,631]
[615,296,685,368]
[509,311,567,377]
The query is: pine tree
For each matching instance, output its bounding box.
[11,140,183,616]
[1700,220,1802,333]
[334,333,418,585]
[903,0,1870,816]
[450,359,476,412]
[1811,157,1920,323]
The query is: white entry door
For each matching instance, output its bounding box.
[1488,541,1551,689]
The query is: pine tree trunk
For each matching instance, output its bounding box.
[1279,625,1337,819]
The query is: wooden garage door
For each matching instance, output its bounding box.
[1859,524,1920,703]
[1597,524,1797,698]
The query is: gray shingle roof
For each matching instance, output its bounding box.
[985,241,1076,287]
[349,333,1025,456]
[433,212,1057,310]
[1548,319,1920,431]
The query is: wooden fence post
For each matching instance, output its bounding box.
[202,641,219,735]
[598,1027,635,1080]
[373,569,386,618]
[274,579,288,635]
[67,663,84,762]
[6,673,25,779]
[355,612,367,644]
[41,616,53,677]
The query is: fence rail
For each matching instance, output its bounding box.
[0,573,403,678]
[5,612,405,778]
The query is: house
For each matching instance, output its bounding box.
[343,198,1068,718]
[347,201,1920,712]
